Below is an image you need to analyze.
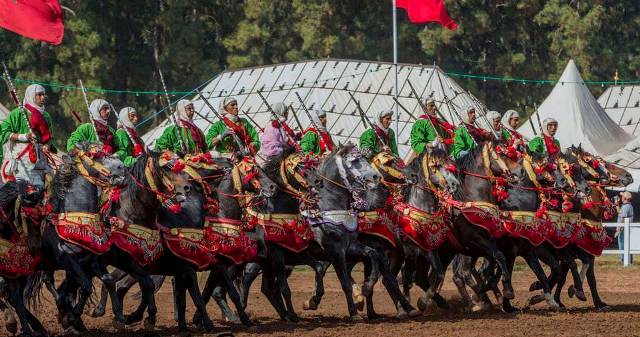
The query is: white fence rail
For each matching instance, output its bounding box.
[602,218,640,267]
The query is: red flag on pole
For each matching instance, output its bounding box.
[396,0,457,30]
[0,0,64,45]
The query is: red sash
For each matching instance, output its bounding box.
[123,127,144,156]
[94,122,115,149]
[465,123,491,142]
[272,120,299,150]
[222,116,255,155]
[305,128,334,153]
[543,135,560,156]
[179,120,206,153]
[372,125,391,147]
[421,114,455,137]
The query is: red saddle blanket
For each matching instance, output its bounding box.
[391,203,449,251]
[358,209,396,247]
[544,211,580,249]
[573,219,612,256]
[204,217,258,264]
[501,211,553,246]
[0,238,40,278]
[52,212,111,255]
[110,217,164,266]
[250,211,313,253]
[163,228,217,270]
[459,203,507,239]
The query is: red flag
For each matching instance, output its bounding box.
[396,0,457,30]
[0,0,64,45]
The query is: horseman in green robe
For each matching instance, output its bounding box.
[114,107,145,167]
[67,98,116,153]
[300,109,334,157]
[407,98,455,164]
[0,84,56,185]
[206,97,259,157]
[359,109,398,156]
[528,117,561,157]
[155,99,207,154]
[451,106,492,160]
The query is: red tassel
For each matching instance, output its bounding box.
[243,172,258,186]
[446,164,458,173]
[536,204,547,218]
[102,145,113,155]
[397,159,406,169]
[110,188,121,203]
[133,143,143,156]
[591,159,600,169]
[443,138,454,145]
[171,160,185,173]
[561,200,573,213]
[168,202,182,214]
[272,120,279,128]
[581,201,596,210]
[534,165,545,175]
[548,199,559,208]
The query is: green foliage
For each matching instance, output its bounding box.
[0,0,638,146]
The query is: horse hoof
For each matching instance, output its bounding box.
[529,281,542,292]
[396,310,408,319]
[596,303,610,311]
[203,320,215,333]
[355,296,365,312]
[303,299,318,311]
[368,312,383,320]
[125,313,144,325]
[568,285,575,298]
[576,290,587,301]
[528,294,546,306]
[350,314,364,322]
[417,297,427,312]
[287,314,300,323]
[112,318,126,331]
[408,309,421,318]
[143,316,156,330]
[89,307,105,318]
[472,302,492,313]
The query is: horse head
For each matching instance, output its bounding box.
[527,149,567,189]
[605,161,634,187]
[369,151,411,185]
[423,147,460,194]
[69,142,127,187]
[567,146,611,185]
[485,142,525,183]
[0,181,45,254]
[557,152,592,199]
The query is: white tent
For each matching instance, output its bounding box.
[519,60,631,156]
[143,58,488,157]
[597,85,640,137]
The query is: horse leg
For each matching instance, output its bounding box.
[400,256,415,302]
[1,298,17,336]
[303,261,329,311]
[173,275,189,333]
[417,250,445,314]
[217,263,252,326]
[260,269,288,320]
[61,257,94,333]
[91,261,126,330]
[581,255,607,309]
[90,267,127,318]
[193,269,238,326]
[523,250,560,310]
[565,254,587,301]
[240,262,262,309]
[182,271,215,332]
[332,251,362,321]
[8,279,35,336]
[125,273,158,330]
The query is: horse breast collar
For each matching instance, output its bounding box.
[280,154,309,198]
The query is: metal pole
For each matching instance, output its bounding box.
[392,0,399,138]
[624,218,631,267]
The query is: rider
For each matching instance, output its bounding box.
[359,109,398,156]
[450,106,492,159]
[258,102,298,160]
[411,99,454,152]
[501,109,527,148]
[66,98,116,153]
[114,107,144,167]
[155,99,207,154]
[528,117,561,157]
[300,109,334,157]
[206,97,260,157]
[0,84,56,185]
[486,110,509,143]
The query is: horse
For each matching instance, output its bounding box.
[37,143,126,335]
[0,180,47,337]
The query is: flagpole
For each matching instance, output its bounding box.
[392,0,399,142]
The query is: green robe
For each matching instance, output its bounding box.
[66,123,115,152]
[410,118,439,154]
[0,107,55,162]
[451,126,476,160]
[154,125,205,154]
[114,128,144,167]
[528,136,560,155]
[359,128,398,156]
[205,119,259,153]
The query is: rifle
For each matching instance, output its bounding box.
[347,91,388,147]
[1,62,45,169]
[406,80,448,121]
[534,102,543,133]
[241,109,264,132]
[294,92,322,132]
[78,80,102,145]
[196,90,249,156]
[289,104,303,131]
[157,67,187,153]
[398,87,445,140]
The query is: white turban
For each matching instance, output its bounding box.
[89,99,109,125]
[311,109,326,132]
[424,98,435,105]
[463,106,476,124]
[271,102,287,122]
[218,97,237,113]
[176,99,193,122]
[23,84,46,113]
[486,110,501,121]
[118,107,136,129]
[502,109,520,131]
[542,117,558,137]
[376,109,393,132]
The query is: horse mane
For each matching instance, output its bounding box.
[51,157,79,200]
[261,147,296,180]
[320,142,355,173]
[0,181,19,210]
[126,152,161,196]
[454,143,485,173]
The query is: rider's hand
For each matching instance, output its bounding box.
[382,145,391,152]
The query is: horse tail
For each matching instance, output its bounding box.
[24,270,48,310]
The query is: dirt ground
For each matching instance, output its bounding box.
[14,257,640,337]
